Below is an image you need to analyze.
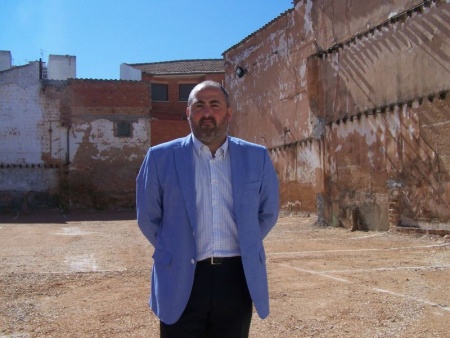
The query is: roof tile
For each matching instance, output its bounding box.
[128,59,224,75]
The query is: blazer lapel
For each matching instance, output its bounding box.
[174,135,197,230]
[229,138,245,218]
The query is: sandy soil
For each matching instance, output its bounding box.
[0,211,449,337]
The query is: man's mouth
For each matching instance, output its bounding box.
[200,119,215,127]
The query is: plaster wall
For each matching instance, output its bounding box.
[65,80,151,209]
[225,2,323,212]
[225,6,317,148]
[313,0,423,48]
[0,63,63,211]
[271,139,324,212]
[0,72,153,211]
[224,0,449,228]
[120,63,142,81]
[317,0,450,120]
[318,0,450,228]
[0,63,44,164]
[0,167,58,192]
[47,55,76,80]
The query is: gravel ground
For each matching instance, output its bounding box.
[0,211,449,337]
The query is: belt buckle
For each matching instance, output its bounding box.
[210,257,222,265]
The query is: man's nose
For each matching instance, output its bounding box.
[201,105,213,116]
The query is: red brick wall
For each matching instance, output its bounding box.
[142,73,224,115]
[65,79,151,209]
[151,120,191,146]
[70,79,151,111]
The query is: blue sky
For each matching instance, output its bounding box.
[1,0,293,79]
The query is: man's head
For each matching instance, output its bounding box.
[187,81,230,107]
[186,81,232,152]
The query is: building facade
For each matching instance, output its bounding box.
[0,56,224,212]
[223,0,450,230]
[0,56,151,211]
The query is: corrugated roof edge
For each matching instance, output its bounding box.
[222,8,293,55]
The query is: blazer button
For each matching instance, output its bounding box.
[191,259,195,264]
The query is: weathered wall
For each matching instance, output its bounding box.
[1,63,47,164]
[225,6,315,147]
[317,0,450,229]
[224,0,450,229]
[271,139,324,213]
[0,62,63,212]
[224,3,322,212]
[65,79,151,209]
[0,70,153,212]
[316,0,449,119]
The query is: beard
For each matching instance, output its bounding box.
[189,116,229,146]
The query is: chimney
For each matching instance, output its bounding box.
[47,54,76,80]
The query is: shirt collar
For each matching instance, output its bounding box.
[192,133,229,158]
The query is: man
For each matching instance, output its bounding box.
[136,80,279,337]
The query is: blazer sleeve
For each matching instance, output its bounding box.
[136,148,162,247]
[258,149,280,239]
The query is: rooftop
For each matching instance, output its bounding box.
[128,59,224,75]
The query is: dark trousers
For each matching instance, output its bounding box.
[160,258,252,338]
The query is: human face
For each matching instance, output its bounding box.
[186,87,232,151]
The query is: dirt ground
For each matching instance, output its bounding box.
[0,211,449,338]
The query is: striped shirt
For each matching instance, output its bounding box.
[192,135,240,261]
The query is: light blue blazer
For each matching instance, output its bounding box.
[136,134,279,325]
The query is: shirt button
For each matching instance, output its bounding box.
[191,259,195,264]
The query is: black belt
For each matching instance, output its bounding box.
[197,256,241,265]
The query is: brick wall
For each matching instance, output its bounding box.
[70,79,151,109]
[64,79,151,209]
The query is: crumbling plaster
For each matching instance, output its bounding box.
[0,63,61,195]
[225,4,317,148]
[0,64,66,211]
[224,0,449,229]
[0,67,153,211]
[63,80,151,209]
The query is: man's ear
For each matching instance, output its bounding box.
[186,107,190,119]
[227,107,232,121]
